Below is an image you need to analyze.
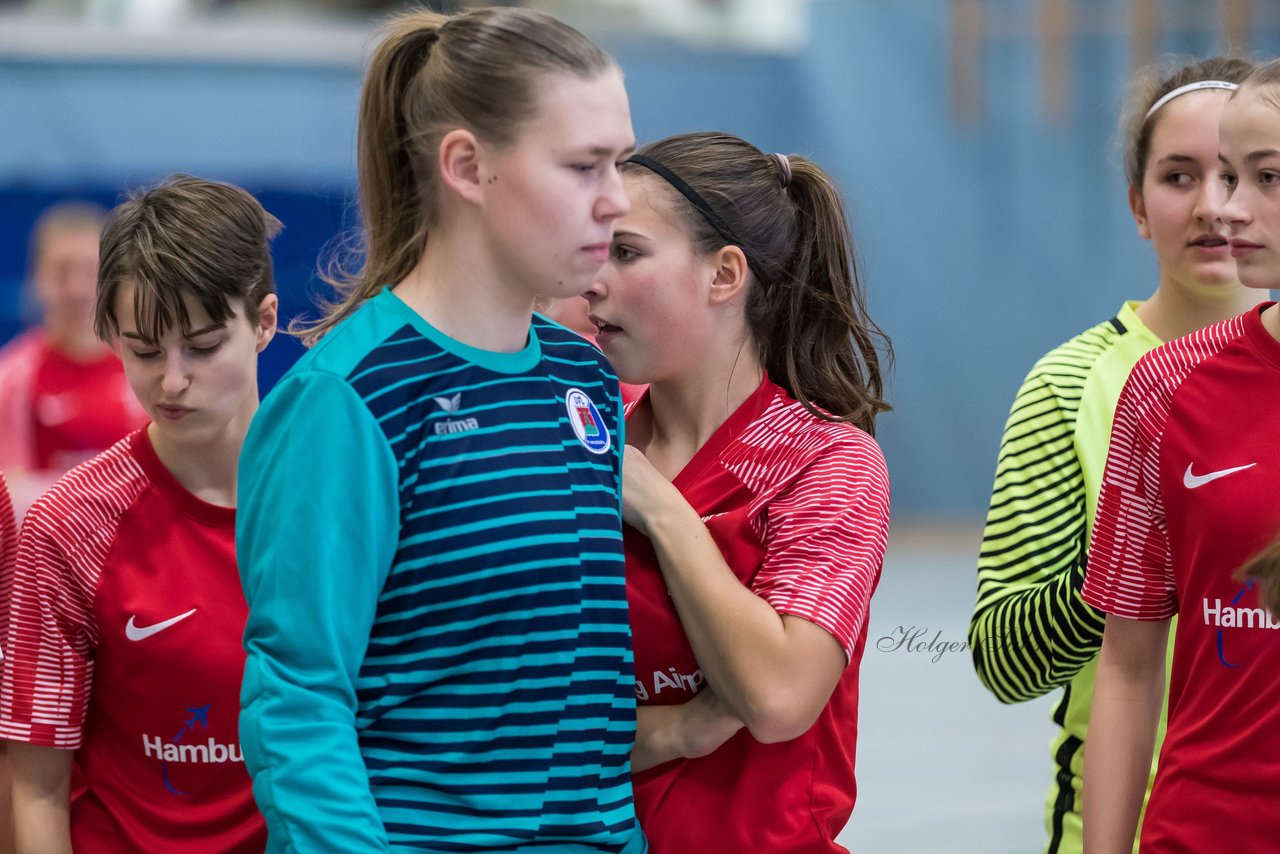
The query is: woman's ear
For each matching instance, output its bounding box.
[438,128,484,206]
[708,245,751,306]
[1128,185,1152,241]
[255,294,279,353]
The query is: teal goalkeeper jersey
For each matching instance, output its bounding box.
[969,301,1172,854]
[237,289,645,853]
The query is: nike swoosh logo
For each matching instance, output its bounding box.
[36,392,79,427]
[125,609,197,641]
[1184,463,1256,489]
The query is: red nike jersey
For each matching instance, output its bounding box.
[0,472,15,612]
[1084,304,1280,851]
[0,330,145,476]
[0,429,264,852]
[626,378,889,853]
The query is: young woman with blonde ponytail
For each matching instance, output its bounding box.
[235,8,645,852]
[583,131,892,852]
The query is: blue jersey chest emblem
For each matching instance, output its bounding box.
[565,388,611,455]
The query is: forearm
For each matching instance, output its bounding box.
[0,749,11,854]
[632,706,685,773]
[644,502,830,742]
[969,562,1105,703]
[1082,615,1168,854]
[9,741,72,854]
[633,693,744,773]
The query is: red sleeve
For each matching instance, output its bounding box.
[751,433,889,663]
[1083,353,1178,620]
[0,484,102,748]
[0,473,14,572]
[0,473,16,655]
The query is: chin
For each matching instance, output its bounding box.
[1238,268,1280,291]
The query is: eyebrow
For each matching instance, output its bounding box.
[612,229,650,240]
[121,322,225,342]
[1245,149,1280,164]
[1154,154,1197,165]
[577,145,636,159]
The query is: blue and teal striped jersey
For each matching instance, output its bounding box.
[237,289,645,853]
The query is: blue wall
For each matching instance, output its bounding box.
[3,1,1277,517]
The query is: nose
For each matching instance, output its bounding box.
[582,276,607,302]
[1222,182,1251,231]
[1195,174,1230,225]
[595,163,631,222]
[160,351,190,397]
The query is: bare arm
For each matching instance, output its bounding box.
[632,688,744,773]
[623,447,849,744]
[9,741,72,854]
[0,743,11,854]
[1082,614,1168,854]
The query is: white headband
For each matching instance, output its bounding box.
[1145,80,1239,121]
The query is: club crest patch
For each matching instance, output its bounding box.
[565,388,611,455]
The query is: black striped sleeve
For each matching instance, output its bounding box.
[968,332,1111,703]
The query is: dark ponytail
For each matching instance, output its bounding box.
[623,132,891,434]
[295,7,616,344]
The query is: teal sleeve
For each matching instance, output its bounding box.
[237,370,400,853]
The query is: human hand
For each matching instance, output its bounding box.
[621,445,683,537]
[677,687,744,759]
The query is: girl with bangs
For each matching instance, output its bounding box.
[0,175,278,853]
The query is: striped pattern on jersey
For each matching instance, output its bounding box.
[970,319,1124,704]
[0,473,17,677]
[0,439,145,746]
[1084,314,1249,619]
[0,470,14,572]
[256,301,639,851]
[724,393,889,657]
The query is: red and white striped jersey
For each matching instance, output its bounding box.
[0,472,15,623]
[626,376,889,853]
[0,428,264,852]
[1084,303,1280,849]
[0,329,146,476]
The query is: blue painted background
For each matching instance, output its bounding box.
[2,1,1277,517]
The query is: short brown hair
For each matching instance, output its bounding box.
[95,175,282,343]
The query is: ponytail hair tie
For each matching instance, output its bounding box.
[771,153,792,189]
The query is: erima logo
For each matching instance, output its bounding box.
[565,388,610,454]
[1184,462,1256,489]
[1203,598,1280,630]
[433,392,479,435]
